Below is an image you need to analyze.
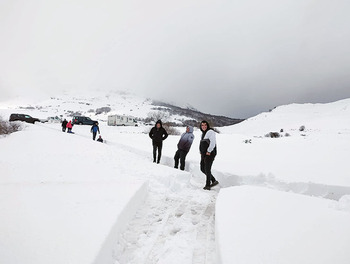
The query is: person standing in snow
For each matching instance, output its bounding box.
[91,122,100,140]
[199,120,219,190]
[66,120,73,133]
[61,119,68,132]
[174,126,195,171]
[149,120,168,163]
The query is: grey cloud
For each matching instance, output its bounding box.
[1,0,350,118]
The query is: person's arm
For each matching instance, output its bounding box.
[149,128,154,139]
[162,129,168,140]
[206,130,216,153]
[184,134,194,151]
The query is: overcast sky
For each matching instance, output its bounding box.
[1,0,350,118]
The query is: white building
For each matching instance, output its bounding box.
[107,115,138,126]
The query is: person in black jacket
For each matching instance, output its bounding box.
[61,119,68,132]
[199,120,219,190]
[149,120,168,163]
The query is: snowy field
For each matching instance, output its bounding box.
[1,96,350,263]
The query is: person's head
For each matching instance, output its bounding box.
[200,120,210,132]
[156,120,162,128]
[186,126,193,133]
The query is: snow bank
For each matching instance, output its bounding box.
[0,181,147,264]
[216,186,350,264]
[0,123,150,264]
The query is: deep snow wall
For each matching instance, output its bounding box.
[93,181,149,264]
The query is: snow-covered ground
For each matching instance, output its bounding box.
[1,94,350,264]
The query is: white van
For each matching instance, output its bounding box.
[108,115,138,126]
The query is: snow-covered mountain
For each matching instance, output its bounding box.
[0,90,243,127]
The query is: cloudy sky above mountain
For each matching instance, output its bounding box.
[1,0,350,118]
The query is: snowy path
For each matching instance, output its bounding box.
[104,133,350,264]
[34,124,350,263]
[114,169,219,264]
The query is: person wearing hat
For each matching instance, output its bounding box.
[149,120,168,163]
[66,120,73,133]
[97,135,103,143]
[174,126,194,170]
[91,122,100,140]
[61,119,68,132]
[199,120,219,190]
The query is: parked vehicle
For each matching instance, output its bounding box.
[108,115,138,126]
[72,116,97,125]
[9,113,40,124]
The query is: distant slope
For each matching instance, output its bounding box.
[221,98,350,135]
[151,101,244,127]
[0,90,243,127]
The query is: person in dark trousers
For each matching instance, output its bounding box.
[149,120,168,163]
[66,120,73,133]
[61,119,68,132]
[91,122,100,140]
[199,120,219,190]
[174,126,194,170]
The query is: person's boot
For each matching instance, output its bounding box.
[210,180,219,187]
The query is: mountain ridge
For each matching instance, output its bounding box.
[0,91,244,127]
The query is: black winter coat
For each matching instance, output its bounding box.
[62,120,68,128]
[149,127,168,144]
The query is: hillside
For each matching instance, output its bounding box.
[0,90,243,127]
[221,98,350,136]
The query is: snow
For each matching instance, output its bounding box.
[0,124,149,264]
[1,94,350,264]
[216,186,350,264]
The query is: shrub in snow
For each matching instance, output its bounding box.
[147,111,170,123]
[162,123,180,135]
[285,133,291,137]
[244,139,252,144]
[146,122,179,135]
[0,117,22,135]
[66,111,82,117]
[95,107,111,115]
[265,132,280,138]
[299,125,305,131]
[19,106,35,110]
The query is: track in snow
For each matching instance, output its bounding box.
[114,167,219,264]
[103,134,350,263]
